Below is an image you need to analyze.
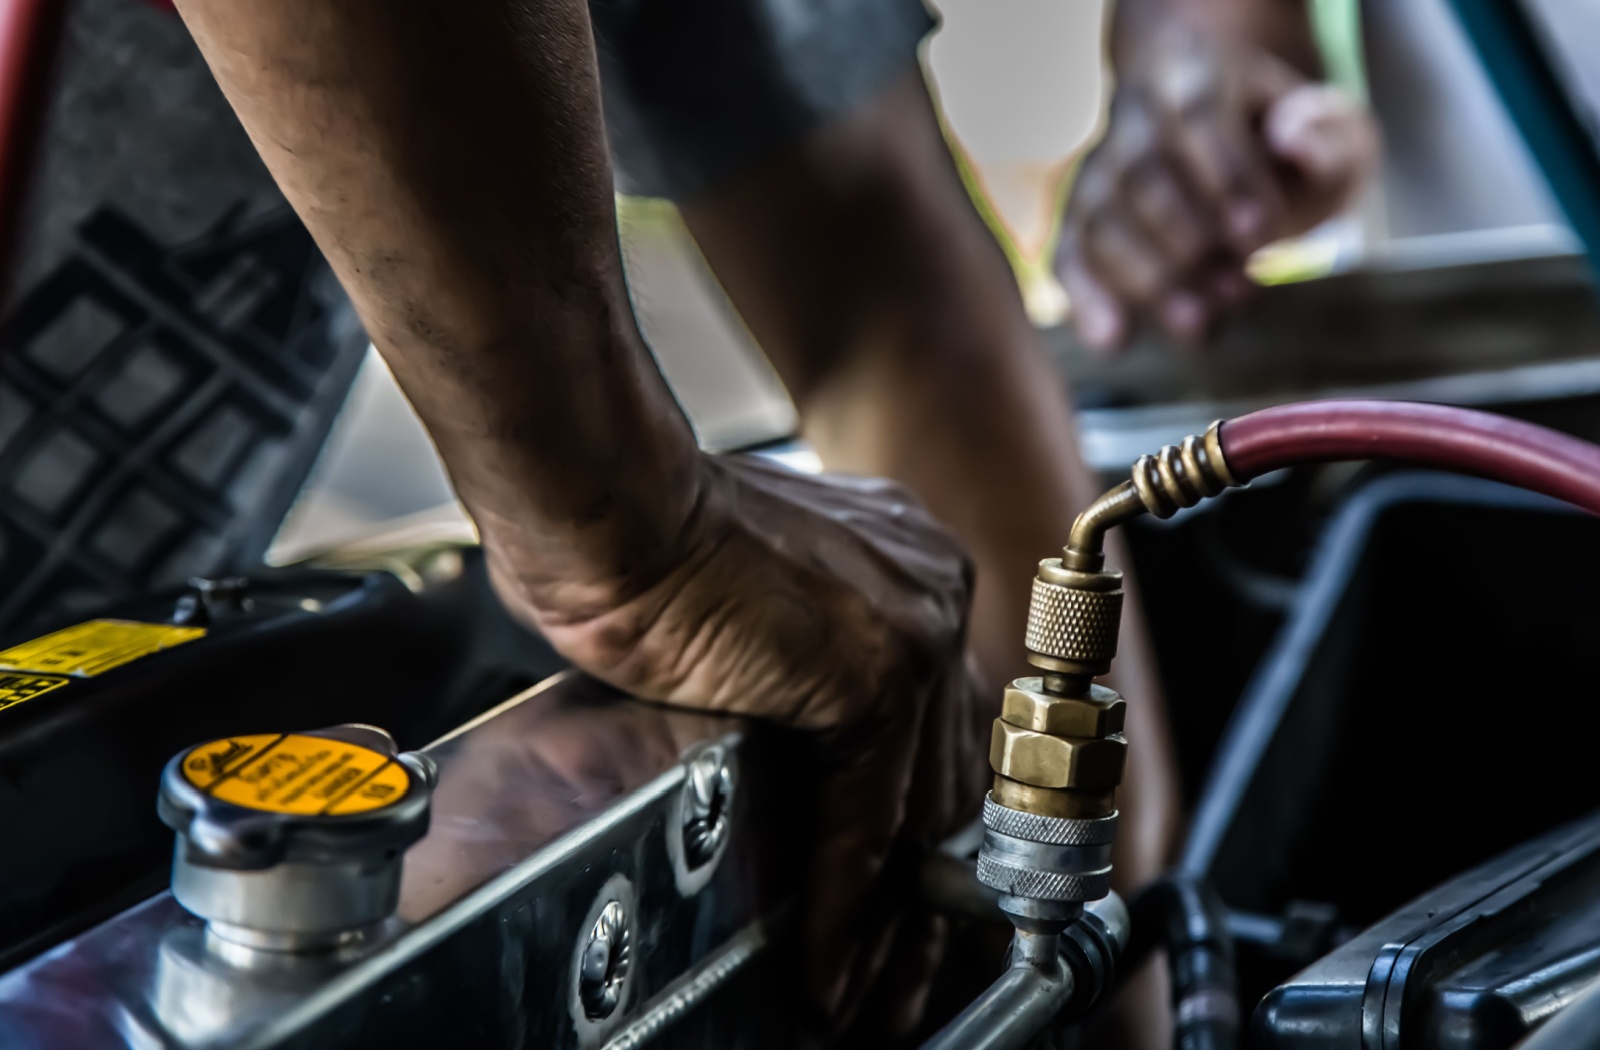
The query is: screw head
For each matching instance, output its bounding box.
[681,746,734,870]
[578,899,631,1021]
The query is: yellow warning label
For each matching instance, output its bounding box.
[0,620,205,677]
[182,733,410,816]
[0,672,71,713]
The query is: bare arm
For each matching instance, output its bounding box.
[173,0,702,620]
[172,4,989,1031]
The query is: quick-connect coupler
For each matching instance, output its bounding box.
[977,421,1240,934]
[977,566,1128,933]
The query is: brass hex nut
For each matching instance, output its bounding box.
[1001,679,1126,738]
[988,721,1128,791]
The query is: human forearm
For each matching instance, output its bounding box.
[1114,0,1321,76]
[173,0,703,616]
[682,74,1179,885]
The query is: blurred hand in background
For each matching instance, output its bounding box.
[1057,2,1379,352]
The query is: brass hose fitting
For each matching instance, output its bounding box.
[1062,421,1237,572]
[977,422,1241,932]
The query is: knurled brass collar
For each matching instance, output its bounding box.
[1024,562,1123,677]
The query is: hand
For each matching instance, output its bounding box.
[490,453,989,1036]
[1056,21,1378,352]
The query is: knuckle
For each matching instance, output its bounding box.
[1172,87,1217,125]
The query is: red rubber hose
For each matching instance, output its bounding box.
[1218,399,1600,518]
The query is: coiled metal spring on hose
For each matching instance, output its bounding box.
[1129,422,1238,520]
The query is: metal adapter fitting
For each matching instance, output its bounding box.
[979,562,1133,926]
[980,671,1126,930]
[978,795,1119,931]
[1062,420,1238,573]
[977,422,1241,934]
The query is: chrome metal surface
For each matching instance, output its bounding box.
[918,848,1129,1048]
[0,673,796,1050]
[171,855,402,953]
[574,877,634,1031]
[681,747,733,867]
[979,857,1111,903]
[158,723,436,956]
[919,953,1074,1050]
[601,920,769,1050]
[667,741,736,896]
[580,902,630,1020]
[980,830,1113,875]
[980,799,1118,846]
[997,894,1083,928]
[977,798,1114,909]
[1009,931,1061,969]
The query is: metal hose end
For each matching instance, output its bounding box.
[1063,420,1239,570]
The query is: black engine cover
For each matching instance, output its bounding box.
[1254,807,1600,1050]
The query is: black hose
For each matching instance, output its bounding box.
[1126,876,1239,1050]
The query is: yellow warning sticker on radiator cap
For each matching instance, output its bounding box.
[0,619,205,677]
[183,733,410,816]
[0,672,71,713]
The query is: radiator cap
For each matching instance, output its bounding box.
[158,724,435,953]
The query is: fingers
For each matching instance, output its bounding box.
[1060,238,1129,353]
[1061,87,1268,352]
[1264,83,1381,234]
[1164,96,1284,255]
[1122,161,1208,272]
[1063,201,1225,353]
[803,698,922,1023]
[545,456,985,1036]
[812,653,984,1036]
[1058,32,1375,353]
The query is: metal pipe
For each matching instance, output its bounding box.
[920,952,1074,1050]
[1063,481,1145,569]
[1061,421,1234,570]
